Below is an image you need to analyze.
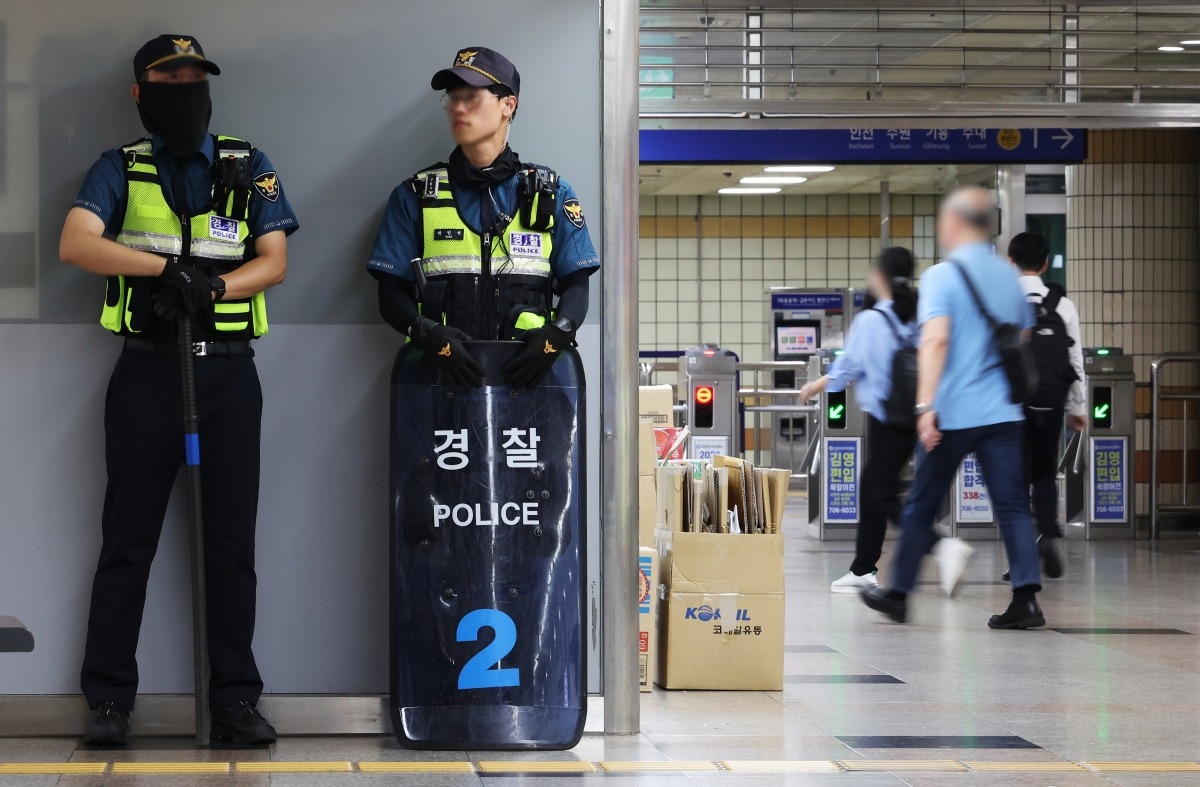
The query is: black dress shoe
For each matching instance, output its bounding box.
[861,586,907,624]
[988,597,1046,630]
[211,701,277,746]
[1001,569,1011,581]
[84,701,130,746]
[1038,535,1064,579]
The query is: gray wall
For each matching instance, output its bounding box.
[0,0,602,695]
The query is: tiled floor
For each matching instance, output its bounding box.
[2,521,1199,785]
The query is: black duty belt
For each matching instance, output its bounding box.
[124,338,255,358]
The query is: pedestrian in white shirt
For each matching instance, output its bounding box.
[1008,232,1086,580]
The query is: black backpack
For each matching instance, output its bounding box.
[870,308,918,429]
[1027,284,1078,409]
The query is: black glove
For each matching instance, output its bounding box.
[153,258,213,320]
[413,318,485,388]
[501,323,574,389]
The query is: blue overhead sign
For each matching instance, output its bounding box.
[641,128,1087,164]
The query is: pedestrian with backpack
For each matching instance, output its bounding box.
[1008,232,1085,579]
[802,248,972,595]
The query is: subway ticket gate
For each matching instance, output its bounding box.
[806,349,867,540]
[768,288,854,476]
[389,341,585,750]
[685,344,738,461]
[939,453,1000,540]
[1065,348,1136,539]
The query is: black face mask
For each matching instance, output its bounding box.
[448,145,521,191]
[136,80,212,160]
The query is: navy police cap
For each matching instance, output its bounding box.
[134,35,221,79]
[431,47,520,97]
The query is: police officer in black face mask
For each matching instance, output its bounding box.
[368,47,601,387]
[59,35,299,746]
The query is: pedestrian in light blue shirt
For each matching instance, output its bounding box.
[862,187,1044,632]
[801,247,921,593]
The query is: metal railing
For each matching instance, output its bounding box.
[639,4,1200,111]
[1149,353,1200,540]
[637,356,815,475]
[737,361,815,479]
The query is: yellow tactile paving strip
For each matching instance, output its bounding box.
[3,759,1200,775]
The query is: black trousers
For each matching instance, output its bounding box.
[81,347,264,711]
[1024,407,1065,539]
[849,415,918,576]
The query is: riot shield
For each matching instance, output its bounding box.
[389,340,586,750]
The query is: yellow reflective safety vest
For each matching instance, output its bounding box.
[100,135,268,340]
[412,165,555,339]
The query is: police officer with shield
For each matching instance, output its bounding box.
[368,47,600,383]
[59,35,298,746]
[369,47,598,750]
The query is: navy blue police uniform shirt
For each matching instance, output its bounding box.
[73,134,299,239]
[367,170,601,282]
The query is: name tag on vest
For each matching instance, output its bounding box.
[509,232,542,256]
[209,216,239,242]
[434,228,465,241]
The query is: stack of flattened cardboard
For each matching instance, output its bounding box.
[653,456,790,691]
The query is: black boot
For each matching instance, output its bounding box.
[211,701,277,746]
[84,701,130,746]
[1038,535,1064,579]
[861,586,908,624]
[988,589,1045,630]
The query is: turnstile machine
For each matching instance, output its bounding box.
[1065,348,1136,539]
[684,344,738,461]
[806,349,867,540]
[767,288,854,476]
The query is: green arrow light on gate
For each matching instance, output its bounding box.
[828,404,845,420]
[1094,403,1110,419]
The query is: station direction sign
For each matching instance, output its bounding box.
[641,127,1087,164]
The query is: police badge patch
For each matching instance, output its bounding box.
[253,171,280,203]
[563,198,585,229]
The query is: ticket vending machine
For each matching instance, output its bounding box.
[806,349,867,540]
[768,288,853,475]
[1065,348,1136,539]
[684,344,739,461]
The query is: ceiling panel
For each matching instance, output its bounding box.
[639,163,997,195]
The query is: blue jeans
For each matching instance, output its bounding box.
[890,421,1042,594]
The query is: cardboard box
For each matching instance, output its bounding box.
[638,419,657,476]
[638,546,657,692]
[656,529,784,594]
[639,385,675,428]
[655,466,687,532]
[638,475,657,549]
[654,529,785,691]
[656,589,784,691]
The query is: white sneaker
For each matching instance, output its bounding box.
[932,537,974,597]
[830,571,879,594]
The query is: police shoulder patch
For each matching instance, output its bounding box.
[563,198,585,229]
[253,171,280,203]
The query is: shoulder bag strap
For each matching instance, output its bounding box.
[948,259,1001,331]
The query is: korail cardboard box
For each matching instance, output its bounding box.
[638,546,657,692]
[654,528,785,691]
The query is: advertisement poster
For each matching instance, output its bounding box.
[956,452,993,523]
[1091,437,1128,523]
[823,438,861,524]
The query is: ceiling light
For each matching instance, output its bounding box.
[1182,40,1200,45]
[763,165,835,173]
[740,176,808,185]
[718,187,781,195]
[1159,45,1185,51]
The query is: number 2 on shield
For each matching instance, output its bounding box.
[456,609,520,690]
